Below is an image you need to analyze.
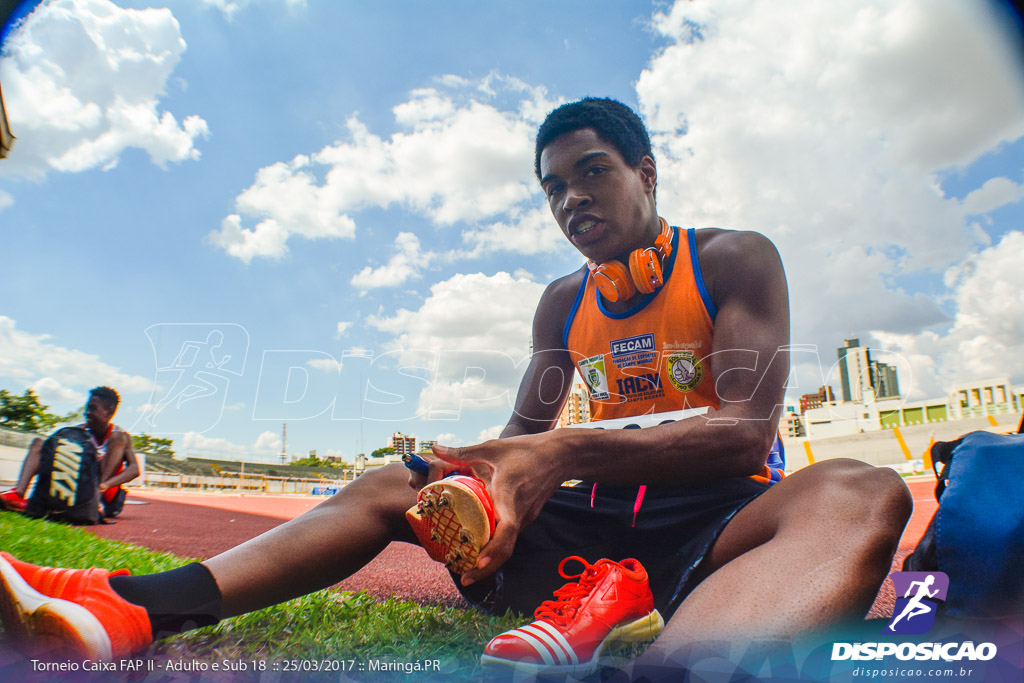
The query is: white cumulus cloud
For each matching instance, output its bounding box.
[210,75,560,262]
[0,316,152,408]
[872,231,1024,398]
[476,424,505,442]
[351,232,432,291]
[636,0,1024,397]
[253,430,282,453]
[366,272,545,415]
[0,0,209,180]
[960,177,1024,217]
[179,431,247,456]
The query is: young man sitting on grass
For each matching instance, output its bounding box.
[1,386,140,521]
[0,98,911,674]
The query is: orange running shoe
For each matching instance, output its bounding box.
[0,489,27,512]
[481,556,663,677]
[405,475,496,574]
[0,552,151,661]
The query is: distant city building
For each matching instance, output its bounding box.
[871,361,901,399]
[837,338,901,403]
[800,386,835,413]
[418,439,438,454]
[837,338,873,403]
[558,383,591,428]
[388,431,417,458]
[800,375,1021,439]
[950,378,1018,420]
[782,409,805,438]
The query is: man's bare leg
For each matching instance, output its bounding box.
[640,459,911,660]
[204,463,420,617]
[14,439,43,497]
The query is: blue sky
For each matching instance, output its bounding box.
[1,0,1022,463]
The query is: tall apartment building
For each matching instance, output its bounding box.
[837,339,873,402]
[558,384,591,428]
[388,431,416,458]
[837,338,901,403]
[871,361,901,399]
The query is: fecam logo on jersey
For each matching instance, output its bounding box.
[610,334,655,358]
[886,571,949,635]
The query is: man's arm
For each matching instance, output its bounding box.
[99,432,140,490]
[440,230,790,583]
[417,272,581,486]
[15,438,43,497]
[501,271,584,438]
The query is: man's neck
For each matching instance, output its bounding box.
[88,422,113,444]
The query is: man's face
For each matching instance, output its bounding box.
[538,128,657,264]
[85,397,114,432]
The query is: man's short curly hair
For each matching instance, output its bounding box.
[88,386,120,412]
[534,98,654,179]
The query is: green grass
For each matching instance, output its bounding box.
[0,513,653,680]
[0,513,524,681]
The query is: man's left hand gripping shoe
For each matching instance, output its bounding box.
[0,552,151,661]
[481,556,663,677]
[405,475,496,574]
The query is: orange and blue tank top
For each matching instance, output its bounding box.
[563,225,784,484]
[564,225,719,419]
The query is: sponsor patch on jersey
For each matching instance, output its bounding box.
[578,354,610,400]
[667,351,704,392]
[610,333,658,369]
[611,334,655,357]
[614,372,665,403]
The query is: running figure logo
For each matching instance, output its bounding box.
[886,571,949,635]
[137,324,249,434]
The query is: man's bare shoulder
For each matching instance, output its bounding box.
[538,267,586,315]
[109,429,133,446]
[693,227,779,263]
[692,228,784,300]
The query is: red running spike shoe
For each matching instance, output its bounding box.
[481,556,663,677]
[405,475,496,574]
[1,489,27,512]
[0,552,152,661]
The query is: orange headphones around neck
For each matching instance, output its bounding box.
[587,218,674,303]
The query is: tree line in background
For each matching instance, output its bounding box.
[0,387,408,465]
[0,387,174,457]
[0,388,82,433]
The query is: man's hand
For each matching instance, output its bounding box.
[404,452,463,491]
[434,431,569,586]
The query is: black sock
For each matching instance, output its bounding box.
[109,562,222,640]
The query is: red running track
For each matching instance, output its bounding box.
[84,477,939,618]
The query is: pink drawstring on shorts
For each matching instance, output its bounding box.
[590,483,648,527]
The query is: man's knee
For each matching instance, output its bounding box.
[812,459,912,553]
[321,464,416,517]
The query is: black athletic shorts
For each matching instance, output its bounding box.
[455,477,771,619]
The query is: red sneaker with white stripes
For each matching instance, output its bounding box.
[481,556,663,677]
[405,475,496,574]
[0,489,27,513]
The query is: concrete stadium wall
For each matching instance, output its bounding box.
[781,414,1020,471]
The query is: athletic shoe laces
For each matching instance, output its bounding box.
[533,556,611,629]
